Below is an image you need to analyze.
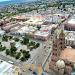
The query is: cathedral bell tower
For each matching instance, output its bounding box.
[58,30,66,50]
[52,30,66,59]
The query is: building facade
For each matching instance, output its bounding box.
[49,30,74,75]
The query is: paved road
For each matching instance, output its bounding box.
[0,53,27,75]
[27,37,52,65]
[0,54,21,66]
[0,37,52,75]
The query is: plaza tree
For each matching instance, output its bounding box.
[14,37,19,42]
[22,37,29,45]
[10,46,17,53]
[8,35,13,40]
[6,49,10,55]
[35,43,40,48]
[28,41,35,46]
[0,45,6,51]
[20,57,25,61]
[37,25,41,30]
[10,45,17,57]
[23,51,30,60]
[20,50,30,61]
[2,46,6,51]
[2,35,8,42]
[15,52,21,59]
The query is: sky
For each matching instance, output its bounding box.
[0,0,11,2]
[0,0,36,2]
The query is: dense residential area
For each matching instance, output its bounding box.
[0,0,75,75]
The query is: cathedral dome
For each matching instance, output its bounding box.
[56,60,65,69]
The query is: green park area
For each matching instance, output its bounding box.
[0,34,40,62]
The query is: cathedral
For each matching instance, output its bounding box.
[49,30,75,75]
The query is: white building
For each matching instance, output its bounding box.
[34,31,50,41]
[65,31,75,46]
[0,61,21,75]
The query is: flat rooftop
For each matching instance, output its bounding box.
[65,32,75,41]
[12,15,28,20]
[34,31,49,37]
[60,48,75,63]
[0,60,20,75]
[68,19,75,25]
[0,61,13,75]
[25,16,44,25]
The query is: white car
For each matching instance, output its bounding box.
[8,61,14,64]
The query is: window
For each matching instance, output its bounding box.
[61,46,62,48]
[60,38,62,40]
[60,42,62,44]
[53,53,57,56]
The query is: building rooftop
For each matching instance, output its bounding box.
[65,32,75,41]
[68,19,75,25]
[0,60,21,75]
[25,16,44,25]
[12,15,28,20]
[60,48,75,63]
[34,31,49,37]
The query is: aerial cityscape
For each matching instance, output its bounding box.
[0,0,75,75]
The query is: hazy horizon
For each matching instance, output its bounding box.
[0,0,11,2]
[0,0,37,6]
[0,0,36,2]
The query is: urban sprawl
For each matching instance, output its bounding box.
[0,0,75,75]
